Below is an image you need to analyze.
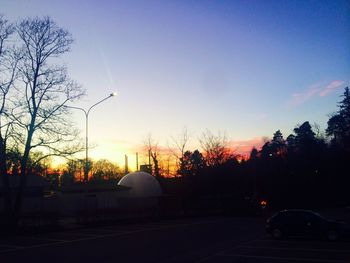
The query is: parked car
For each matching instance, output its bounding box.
[266,209,350,241]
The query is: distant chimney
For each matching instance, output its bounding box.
[136,152,139,171]
[125,154,129,174]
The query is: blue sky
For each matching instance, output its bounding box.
[2,0,350,165]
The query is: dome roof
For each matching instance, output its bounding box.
[118,171,162,197]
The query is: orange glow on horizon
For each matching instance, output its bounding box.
[51,137,267,175]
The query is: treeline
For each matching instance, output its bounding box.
[4,153,124,188]
[53,159,124,187]
[159,87,350,210]
[30,87,350,211]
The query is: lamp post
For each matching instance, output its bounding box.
[66,92,117,182]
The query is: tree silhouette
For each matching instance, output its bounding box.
[270,130,286,156]
[169,127,190,175]
[0,16,85,228]
[294,122,316,148]
[91,159,122,181]
[12,17,85,215]
[199,130,231,167]
[178,150,205,177]
[144,134,162,178]
[0,15,19,225]
[327,87,350,150]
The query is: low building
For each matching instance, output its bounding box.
[0,174,51,215]
[0,174,50,196]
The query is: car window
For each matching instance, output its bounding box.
[284,211,311,223]
[301,211,323,224]
[281,211,301,223]
[280,212,292,221]
[290,211,305,223]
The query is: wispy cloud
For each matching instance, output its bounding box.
[287,80,344,108]
[319,80,344,97]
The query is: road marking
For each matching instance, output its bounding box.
[0,231,136,254]
[217,253,349,263]
[27,236,69,242]
[238,245,350,253]
[0,244,24,249]
[84,227,132,234]
[0,218,238,254]
[56,232,105,237]
[101,230,132,234]
[255,238,350,246]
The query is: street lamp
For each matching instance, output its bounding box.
[66,92,117,182]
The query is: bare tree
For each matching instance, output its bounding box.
[144,133,161,178]
[0,16,85,223]
[91,159,122,181]
[313,122,326,141]
[63,158,85,183]
[169,127,189,176]
[0,15,18,225]
[199,130,232,167]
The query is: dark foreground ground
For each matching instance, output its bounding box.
[0,216,349,263]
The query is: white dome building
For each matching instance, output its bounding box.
[118,171,162,198]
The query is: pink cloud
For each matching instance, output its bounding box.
[287,80,344,108]
[287,84,321,108]
[228,138,265,158]
[319,80,344,97]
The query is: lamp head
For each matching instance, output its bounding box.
[110,91,117,97]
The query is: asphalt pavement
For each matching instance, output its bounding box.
[0,216,349,263]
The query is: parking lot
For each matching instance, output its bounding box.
[0,216,349,262]
[200,237,350,262]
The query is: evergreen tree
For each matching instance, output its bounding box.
[271,130,286,156]
[327,87,350,149]
[178,150,205,176]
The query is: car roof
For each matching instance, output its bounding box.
[278,209,324,217]
[280,209,314,213]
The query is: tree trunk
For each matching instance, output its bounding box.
[13,125,34,224]
[0,136,13,229]
[153,157,160,178]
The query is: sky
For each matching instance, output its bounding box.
[2,0,350,168]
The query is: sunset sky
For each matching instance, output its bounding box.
[2,0,350,168]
